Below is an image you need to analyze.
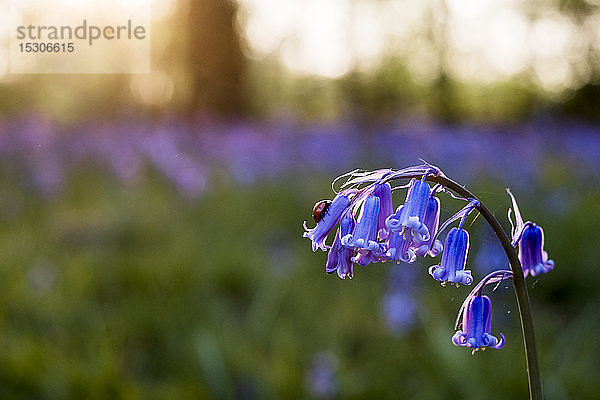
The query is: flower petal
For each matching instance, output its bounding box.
[506,188,525,246]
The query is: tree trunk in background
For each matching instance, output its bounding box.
[184,0,247,119]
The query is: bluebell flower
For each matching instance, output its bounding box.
[428,227,473,286]
[352,249,381,266]
[413,195,443,257]
[507,188,554,277]
[519,223,554,277]
[326,213,356,279]
[384,230,416,264]
[385,176,430,242]
[452,294,505,352]
[373,182,393,240]
[342,193,381,252]
[325,231,344,276]
[304,191,352,251]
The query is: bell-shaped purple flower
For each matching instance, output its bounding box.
[352,249,381,266]
[519,222,554,277]
[342,194,381,252]
[325,232,354,278]
[326,213,356,279]
[452,294,505,351]
[413,195,443,257]
[428,227,473,286]
[373,182,393,240]
[385,177,430,241]
[384,230,416,264]
[326,231,342,273]
[304,192,351,251]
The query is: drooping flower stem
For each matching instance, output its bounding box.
[426,174,542,400]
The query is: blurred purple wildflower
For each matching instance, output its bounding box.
[380,267,418,336]
[381,292,417,335]
[474,236,508,275]
[1,114,599,203]
[306,352,338,398]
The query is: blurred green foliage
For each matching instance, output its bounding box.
[0,166,597,399]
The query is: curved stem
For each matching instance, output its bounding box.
[427,175,542,400]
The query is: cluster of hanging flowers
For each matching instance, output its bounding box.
[303,163,554,353]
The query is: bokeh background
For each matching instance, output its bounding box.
[1,0,600,399]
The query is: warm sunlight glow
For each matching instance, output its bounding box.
[241,0,387,78]
[240,0,598,91]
